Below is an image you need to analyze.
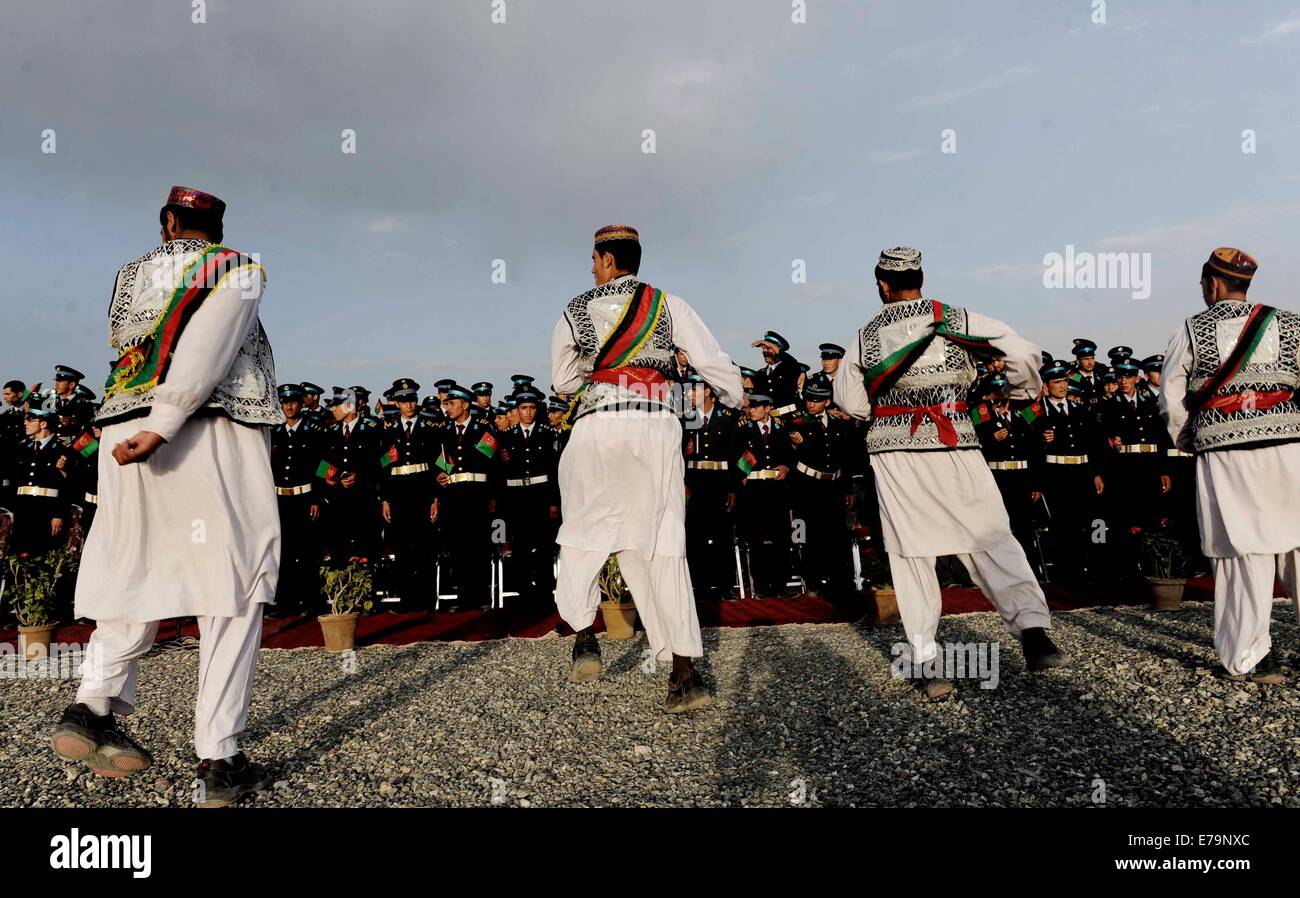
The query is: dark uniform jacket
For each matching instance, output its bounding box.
[683,405,743,488]
[433,418,503,492]
[499,422,561,504]
[783,410,854,492]
[271,419,324,491]
[13,436,74,522]
[323,417,386,488]
[378,415,440,503]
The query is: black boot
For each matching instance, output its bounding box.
[1021,627,1070,672]
[568,626,602,683]
[665,655,711,713]
[194,752,273,808]
[52,703,153,778]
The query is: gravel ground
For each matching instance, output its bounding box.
[3,600,1297,808]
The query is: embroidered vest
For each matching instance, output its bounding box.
[562,276,677,420]
[1186,300,1300,451]
[858,298,979,452]
[97,240,283,429]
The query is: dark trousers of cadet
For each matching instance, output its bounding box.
[789,474,853,594]
[736,480,792,594]
[684,472,736,596]
[1106,456,1165,582]
[10,496,64,556]
[1164,455,1200,554]
[387,482,435,606]
[275,492,319,612]
[1038,463,1101,582]
[991,468,1038,557]
[326,484,379,564]
[504,484,556,600]
[439,482,493,606]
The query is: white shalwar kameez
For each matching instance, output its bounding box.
[1159,324,1300,676]
[76,266,279,761]
[551,287,742,662]
[833,309,1053,664]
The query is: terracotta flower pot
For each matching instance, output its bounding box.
[869,588,900,624]
[18,623,57,661]
[599,600,637,641]
[318,612,360,652]
[1146,577,1186,611]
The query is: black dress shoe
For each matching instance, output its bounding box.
[195,752,273,807]
[1021,627,1070,671]
[52,703,153,778]
[569,629,602,683]
[665,664,711,713]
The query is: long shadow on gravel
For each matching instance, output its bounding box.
[1063,608,1210,670]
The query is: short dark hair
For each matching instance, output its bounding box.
[4,380,25,393]
[1201,262,1250,295]
[874,265,923,292]
[160,205,224,243]
[596,238,641,275]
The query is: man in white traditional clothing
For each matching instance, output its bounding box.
[551,224,742,712]
[52,186,282,806]
[832,247,1068,700]
[1159,247,1300,684]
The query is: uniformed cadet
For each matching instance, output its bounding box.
[268,384,323,613]
[735,393,794,596]
[498,388,560,602]
[508,374,537,398]
[972,374,1041,559]
[434,383,502,610]
[11,395,73,555]
[1141,354,1164,398]
[472,381,494,411]
[682,374,741,601]
[751,330,804,417]
[67,419,102,536]
[351,385,379,424]
[51,364,84,402]
[377,378,440,608]
[1029,361,1107,582]
[299,382,326,428]
[0,381,25,506]
[784,373,855,598]
[818,343,845,377]
[321,387,383,563]
[1069,339,1103,406]
[547,397,570,455]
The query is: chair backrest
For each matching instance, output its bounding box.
[0,509,12,560]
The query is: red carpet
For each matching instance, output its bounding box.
[2,576,1231,650]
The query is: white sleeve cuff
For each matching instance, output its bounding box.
[142,402,189,443]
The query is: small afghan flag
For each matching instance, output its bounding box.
[435,448,455,474]
[71,432,99,457]
[1019,401,1044,425]
[970,403,992,426]
[475,431,498,458]
[379,445,399,468]
[684,484,692,507]
[737,450,757,477]
[316,460,338,480]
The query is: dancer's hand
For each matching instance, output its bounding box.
[112,431,165,465]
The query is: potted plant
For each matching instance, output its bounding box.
[856,549,899,625]
[597,556,638,640]
[1139,530,1196,611]
[318,561,374,652]
[4,549,77,660]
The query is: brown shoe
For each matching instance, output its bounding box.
[665,665,711,713]
[568,629,602,683]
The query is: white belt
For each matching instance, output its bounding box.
[84,492,98,505]
[17,486,59,498]
[446,472,488,485]
[795,461,840,481]
[773,404,798,416]
[506,475,550,487]
[747,469,782,480]
[390,463,430,476]
[686,460,729,471]
[988,460,1029,471]
[1119,444,1159,454]
[1167,448,1194,458]
[276,484,314,496]
[1044,454,1088,465]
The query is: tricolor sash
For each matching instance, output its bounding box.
[566,281,668,422]
[1186,304,1279,412]
[104,245,262,401]
[861,300,1002,399]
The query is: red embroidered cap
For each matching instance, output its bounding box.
[165,185,226,216]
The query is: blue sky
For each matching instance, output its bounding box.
[3,0,1299,397]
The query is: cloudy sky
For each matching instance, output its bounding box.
[3,0,1299,398]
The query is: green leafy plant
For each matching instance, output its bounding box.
[1139,530,1197,580]
[320,561,375,617]
[4,549,77,628]
[598,556,633,604]
[859,549,893,590]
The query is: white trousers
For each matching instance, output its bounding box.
[887,534,1053,664]
[555,546,703,661]
[77,603,264,760]
[1212,551,1300,676]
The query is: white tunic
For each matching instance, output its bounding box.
[551,285,742,559]
[832,307,1044,557]
[1160,320,1300,557]
[75,272,280,623]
